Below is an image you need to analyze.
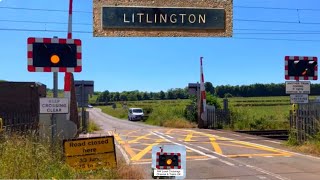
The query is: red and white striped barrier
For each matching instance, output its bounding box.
[200,57,207,120]
[65,0,74,121]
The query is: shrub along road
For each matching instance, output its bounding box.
[88,108,320,180]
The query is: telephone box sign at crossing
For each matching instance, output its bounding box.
[285,81,310,94]
[152,145,186,179]
[290,94,309,104]
[39,98,69,114]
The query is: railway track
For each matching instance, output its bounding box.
[235,130,289,140]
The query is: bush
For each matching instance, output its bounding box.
[206,93,221,109]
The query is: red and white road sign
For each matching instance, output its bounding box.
[285,56,318,80]
[27,37,82,72]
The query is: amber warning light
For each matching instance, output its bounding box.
[50,55,60,64]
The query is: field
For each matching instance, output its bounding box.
[227,96,319,130]
[98,99,197,128]
[96,95,315,130]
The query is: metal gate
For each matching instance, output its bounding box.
[206,105,230,129]
[289,101,320,143]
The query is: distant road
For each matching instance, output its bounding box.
[88,108,320,180]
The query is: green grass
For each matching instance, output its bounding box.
[0,132,145,179]
[99,99,196,128]
[88,120,102,133]
[223,96,297,130]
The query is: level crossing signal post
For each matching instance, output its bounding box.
[285,56,318,127]
[27,37,82,142]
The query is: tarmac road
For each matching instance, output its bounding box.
[86,108,320,180]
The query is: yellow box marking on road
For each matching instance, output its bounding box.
[227,153,291,158]
[124,130,139,136]
[230,140,291,155]
[165,129,175,134]
[218,142,272,151]
[191,130,292,156]
[66,152,117,170]
[184,132,194,142]
[187,156,210,159]
[128,133,152,144]
[113,133,137,158]
[209,137,223,155]
[64,136,114,157]
[113,133,124,145]
[131,142,161,161]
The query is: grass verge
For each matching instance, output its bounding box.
[285,132,320,156]
[87,120,102,133]
[0,132,145,179]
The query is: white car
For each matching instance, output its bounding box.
[128,108,144,121]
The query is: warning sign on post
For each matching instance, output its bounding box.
[39,98,69,114]
[286,81,310,94]
[63,136,117,170]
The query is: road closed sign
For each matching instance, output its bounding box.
[290,94,309,104]
[63,136,117,170]
[39,98,69,114]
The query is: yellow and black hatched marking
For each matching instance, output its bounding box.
[110,129,292,163]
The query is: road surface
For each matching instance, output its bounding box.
[86,108,320,180]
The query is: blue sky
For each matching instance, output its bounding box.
[0,0,319,92]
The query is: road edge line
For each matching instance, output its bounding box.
[108,131,131,165]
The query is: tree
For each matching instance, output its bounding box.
[159,91,166,100]
[143,92,150,100]
[167,89,176,99]
[205,82,215,95]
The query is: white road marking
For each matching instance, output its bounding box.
[131,162,152,165]
[218,159,235,166]
[108,131,130,165]
[165,135,174,139]
[257,175,267,179]
[265,156,273,158]
[246,165,290,180]
[264,140,282,144]
[194,158,211,161]
[197,146,210,151]
[151,131,219,160]
[232,134,241,137]
[245,136,257,140]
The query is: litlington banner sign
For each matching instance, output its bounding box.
[39,98,69,114]
[102,7,225,30]
[93,0,233,37]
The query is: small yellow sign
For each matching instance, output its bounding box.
[64,136,114,156]
[63,136,117,170]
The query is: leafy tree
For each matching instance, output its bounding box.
[159,91,166,100]
[205,82,215,94]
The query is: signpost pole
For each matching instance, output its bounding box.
[52,71,58,144]
[81,81,86,133]
[52,36,58,145]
